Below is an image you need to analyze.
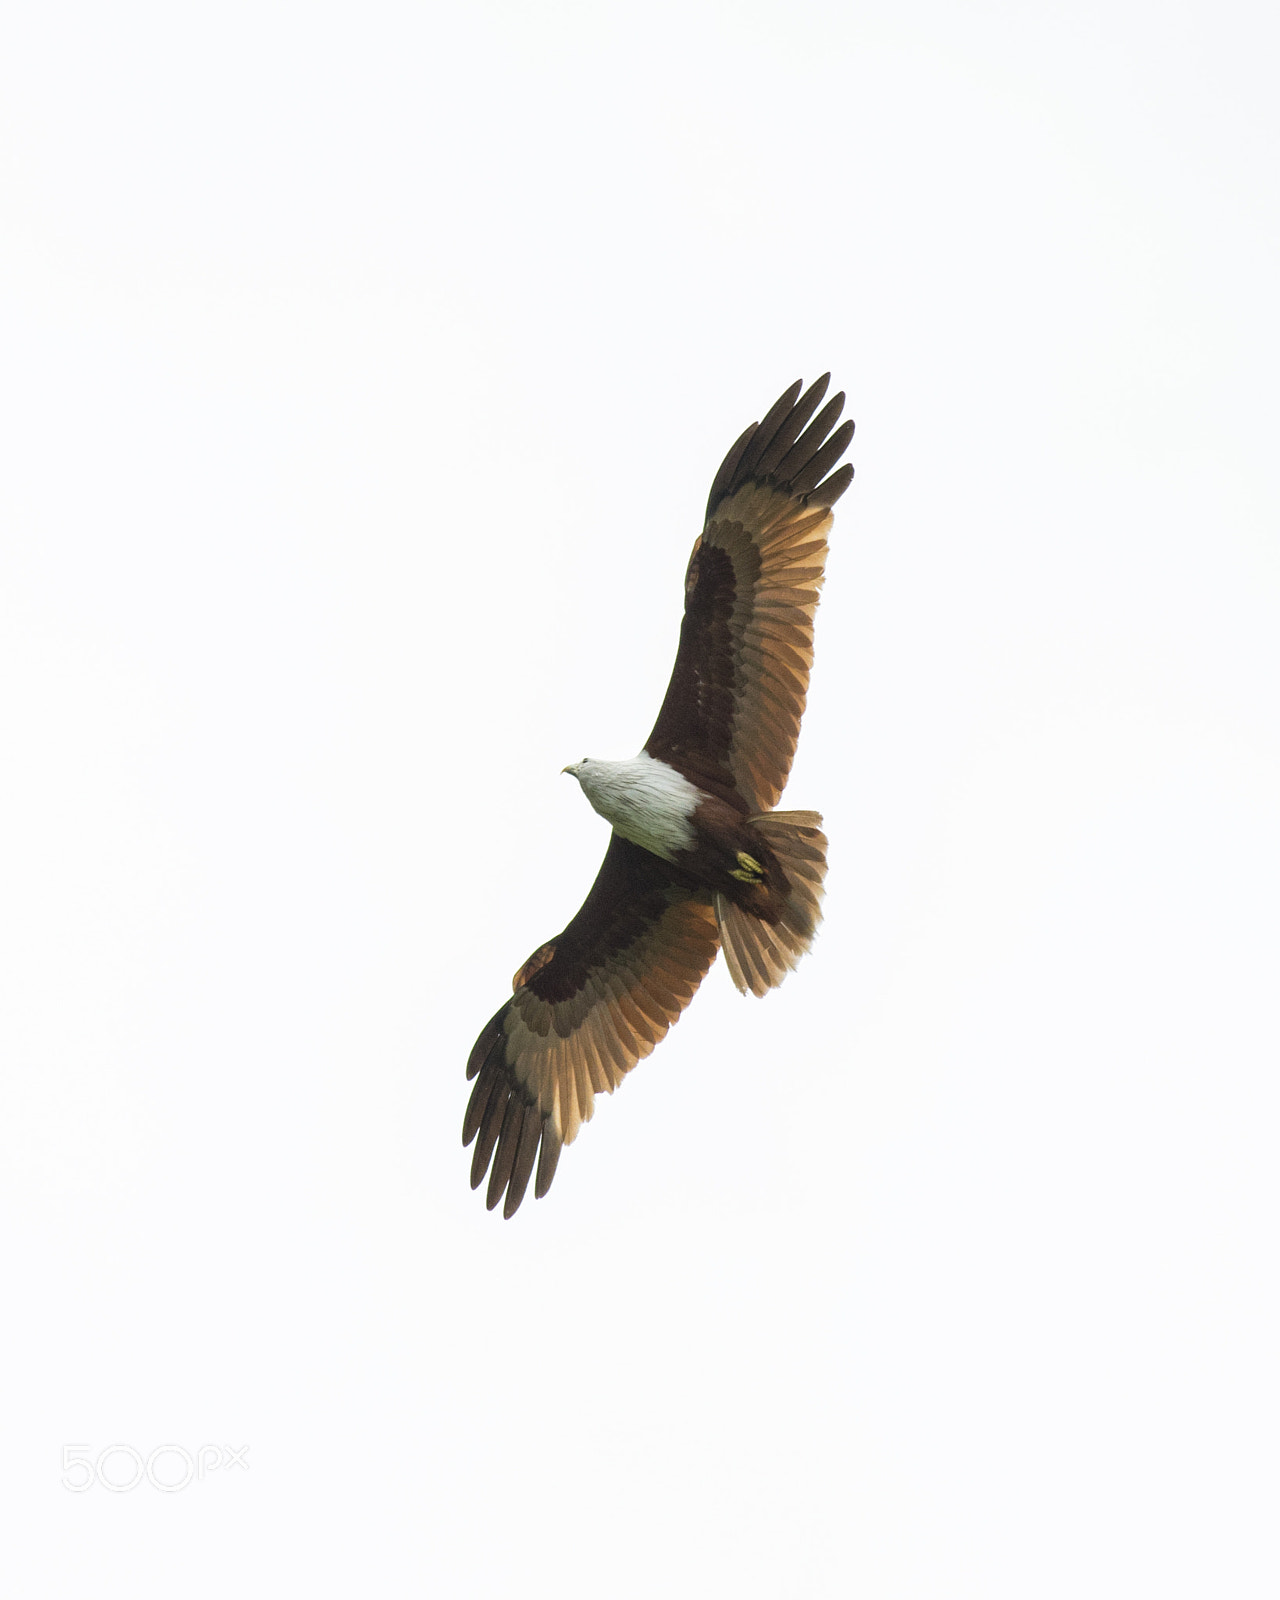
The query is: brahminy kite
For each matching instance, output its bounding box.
[464,375,854,1215]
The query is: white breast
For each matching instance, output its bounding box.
[573,753,701,862]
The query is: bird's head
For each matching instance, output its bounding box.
[561,758,590,781]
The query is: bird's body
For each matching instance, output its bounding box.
[568,753,799,926]
[464,376,855,1216]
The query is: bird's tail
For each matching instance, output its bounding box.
[714,810,828,997]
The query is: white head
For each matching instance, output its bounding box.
[562,757,606,810]
[559,752,699,861]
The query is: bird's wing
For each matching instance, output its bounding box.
[464,835,720,1217]
[645,374,854,814]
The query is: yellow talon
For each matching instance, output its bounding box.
[730,851,764,883]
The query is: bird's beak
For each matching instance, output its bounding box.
[561,764,575,776]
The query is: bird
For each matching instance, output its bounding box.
[463,375,854,1216]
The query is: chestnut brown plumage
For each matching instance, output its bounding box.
[464,376,854,1216]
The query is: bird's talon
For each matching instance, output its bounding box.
[730,851,764,882]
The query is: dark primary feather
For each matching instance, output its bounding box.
[729,379,805,489]
[753,374,831,480]
[707,373,852,518]
[702,424,754,520]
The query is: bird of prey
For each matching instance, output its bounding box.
[464,375,854,1216]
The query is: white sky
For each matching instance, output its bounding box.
[2,1,1277,1594]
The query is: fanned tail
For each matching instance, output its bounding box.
[714,810,828,997]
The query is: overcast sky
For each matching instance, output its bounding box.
[3,1,1278,1595]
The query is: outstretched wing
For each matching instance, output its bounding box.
[464,836,720,1218]
[645,374,854,813]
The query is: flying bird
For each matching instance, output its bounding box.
[464,375,854,1216]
